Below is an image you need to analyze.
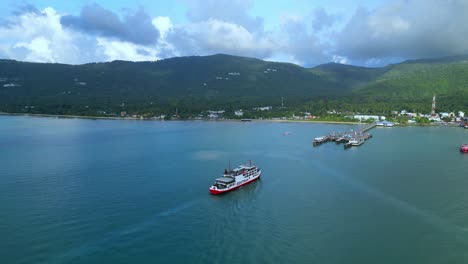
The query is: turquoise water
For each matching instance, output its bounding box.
[1,116,468,264]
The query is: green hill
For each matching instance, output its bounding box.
[352,56,468,112]
[0,53,466,116]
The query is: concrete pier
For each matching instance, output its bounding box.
[313,122,376,149]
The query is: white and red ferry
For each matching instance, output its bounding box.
[460,144,468,153]
[209,161,261,195]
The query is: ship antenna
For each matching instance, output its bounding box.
[229,160,231,171]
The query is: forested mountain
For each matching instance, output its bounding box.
[0,53,466,116]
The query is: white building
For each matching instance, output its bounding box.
[440,112,450,118]
[208,110,225,114]
[459,111,465,118]
[234,110,244,117]
[353,115,384,121]
[253,106,272,111]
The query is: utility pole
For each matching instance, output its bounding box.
[431,94,436,117]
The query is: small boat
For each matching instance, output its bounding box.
[353,139,365,146]
[335,137,348,144]
[282,132,292,136]
[313,136,327,146]
[345,139,363,149]
[209,161,261,195]
[460,144,468,153]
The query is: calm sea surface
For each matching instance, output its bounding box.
[1,116,468,264]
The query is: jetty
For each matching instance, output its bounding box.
[313,122,376,149]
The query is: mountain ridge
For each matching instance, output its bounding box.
[0,53,466,115]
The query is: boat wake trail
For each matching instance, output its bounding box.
[56,199,200,263]
[312,161,468,243]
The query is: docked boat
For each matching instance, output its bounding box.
[345,139,363,149]
[460,144,468,153]
[209,161,261,194]
[313,136,329,146]
[335,137,349,144]
[349,138,365,146]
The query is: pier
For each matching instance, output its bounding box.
[313,122,376,149]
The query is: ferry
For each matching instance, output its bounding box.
[209,161,261,194]
[460,144,468,153]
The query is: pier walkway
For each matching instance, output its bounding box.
[313,122,377,149]
[360,122,377,132]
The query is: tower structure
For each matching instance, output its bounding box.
[431,94,436,117]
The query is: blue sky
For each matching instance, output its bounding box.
[1,0,467,67]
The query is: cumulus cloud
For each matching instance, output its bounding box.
[60,4,159,45]
[0,5,165,64]
[0,6,97,63]
[335,0,468,64]
[3,0,468,67]
[163,0,274,60]
[166,18,275,59]
[96,37,159,61]
[311,7,338,32]
[181,0,263,32]
[278,14,331,66]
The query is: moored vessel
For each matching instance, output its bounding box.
[460,144,468,153]
[209,161,261,194]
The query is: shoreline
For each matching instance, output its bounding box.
[0,112,462,127]
[0,112,365,124]
[0,112,142,121]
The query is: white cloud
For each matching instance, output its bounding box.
[335,0,468,64]
[278,14,331,66]
[96,38,159,61]
[181,0,263,32]
[152,16,173,38]
[0,7,97,64]
[0,6,169,64]
[167,18,276,58]
[13,37,53,62]
[3,0,468,67]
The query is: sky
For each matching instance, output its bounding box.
[1,0,468,67]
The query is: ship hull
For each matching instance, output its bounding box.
[210,172,261,195]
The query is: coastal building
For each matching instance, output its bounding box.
[458,111,464,118]
[234,110,244,117]
[208,110,225,114]
[253,106,272,111]
[354,115,384,121]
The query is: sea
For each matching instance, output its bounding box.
[1,116,467,264]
